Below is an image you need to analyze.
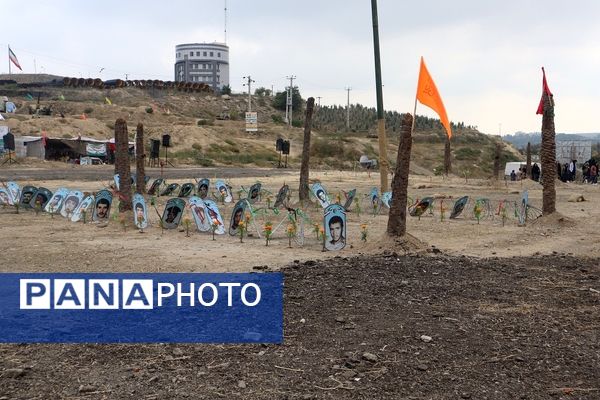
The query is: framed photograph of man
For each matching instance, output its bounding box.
[311,182,330,209]
[93,189,113,221]
[343,189,357,211]
[178,183,194,198]
[247,183,262,204]
[147,178,164,195]
[133,193,148,229]
[203,199,225,235]
[29,187,53,209]
[215,180,233,203]
[273,184,289,209]
[381,191,392,209]
[409,197,434,217]
[229,199,249,236]
[197,179,210,199]
[60,191,84,218]
[44,188,69,213]
[162,198,185,229]
[450,196,469,219]
[71,195,95,222]
[7,182,21,205]
[0,188,14,206]
[324,204,346,251]
[19,185,38,209]
[189,196,210,232]
[160,183,180,196]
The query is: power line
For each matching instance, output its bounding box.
[243,75,255,112]
[345,86,352,129]
[285,75,296,126]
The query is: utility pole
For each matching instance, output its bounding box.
[285,75,296,126]
[371,0,389,192]
[243,75,255,111]
[345,87,352,129]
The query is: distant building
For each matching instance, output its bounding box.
[174,43,229,91]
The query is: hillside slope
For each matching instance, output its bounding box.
[0,75,521,176]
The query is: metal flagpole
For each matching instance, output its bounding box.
[8,45,11,75]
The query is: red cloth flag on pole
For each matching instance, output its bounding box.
[415,57,452,139]
[8,46,22,71]
[536,67,553,115]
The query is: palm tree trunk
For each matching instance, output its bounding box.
[299,97,315,202]
[135,123,146,194]
[387,113,412,236]
[541,93,556,214]
[526,142,532,178]
[115,118,132,212]
[444,137,451,175]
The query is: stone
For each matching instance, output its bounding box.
[416,363,428,371]
[237,380,247,389]
[78,385,98,393]
[362,352,378,362]
[3,368,25,378]
[420,335,433,343]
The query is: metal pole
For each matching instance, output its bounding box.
[345,87,352,129]
[8,45,11,75]
[371,0,389,192]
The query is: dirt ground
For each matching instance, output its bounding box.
[0,168,599,398]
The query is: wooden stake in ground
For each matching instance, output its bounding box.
[387,113,412,236]
[541,92,556,214]
[526,142,532,179]
[135,123,146,194]
[115,118,132,212]
[444,136,451,176]
[299,97,315,202]
[493,142,501,180]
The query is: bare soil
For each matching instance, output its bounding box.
[0,170,599,399]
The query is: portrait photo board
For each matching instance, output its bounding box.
[324,204,347,251]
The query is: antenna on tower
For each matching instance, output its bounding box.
[224,0,228,44]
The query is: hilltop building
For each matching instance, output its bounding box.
[174,43,229,91]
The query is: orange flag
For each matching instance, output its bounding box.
[416,57,452,139]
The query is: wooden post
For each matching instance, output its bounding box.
[526,142,532,179]
[541,93,556,214]
[444,137,451,176]
[299,97,315,202]
[387,113,412,237]
[136,123,146,194]
[115,118,132,211]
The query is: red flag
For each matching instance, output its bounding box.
[416,57,452,139]
[8,46,22,71]
[41,130,48,147]
[536,67,553,115]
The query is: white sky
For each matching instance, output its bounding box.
[2,0,600,135]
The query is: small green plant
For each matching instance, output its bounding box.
[84,107,94,114]
[183,217,192,237]
[440,200,447,222]
[360,223,368,242]
[286,222,296,248]
[271,114,284,124]
[263,221,273,246]
[81,209,87,224]
[473,202,483,224]
[145,107,154,114]
[34,200,42,216]
[211,219,219,241]
[354,196,361,217]
[238,220,247,243]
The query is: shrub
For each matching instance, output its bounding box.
[145,107,154,114]
[84,107,94,114]
[292,119,303,128]
[454,147,481,160]
[197,119,208,126]
[271,114,284,124]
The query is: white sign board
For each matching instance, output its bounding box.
[245,112,258,132]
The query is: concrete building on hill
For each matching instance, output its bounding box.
[174,43,229,91]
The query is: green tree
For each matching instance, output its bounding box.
[273,86,303,112]
[254,87,272,97]
[221,85,232,95]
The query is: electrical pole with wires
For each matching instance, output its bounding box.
[285,75,296,126]
[345,86,352,129]
[243,75,255,112]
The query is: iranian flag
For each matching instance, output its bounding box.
[9,46,22,71]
